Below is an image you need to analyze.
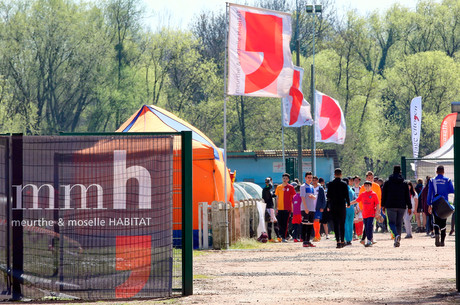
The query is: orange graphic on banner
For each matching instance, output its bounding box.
[242,12,283,94]
[115,235,151,298]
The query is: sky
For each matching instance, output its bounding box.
[142,0,421,30]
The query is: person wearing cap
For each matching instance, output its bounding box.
[381,165,411,247]
[326,168,350,248]
[427,165,455,247]
[262,177,279,242]
[275,173,296,242]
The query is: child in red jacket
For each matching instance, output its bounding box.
[352,181,379,247]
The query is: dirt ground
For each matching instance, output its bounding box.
[178,231,460,305]
[22,230,460,305]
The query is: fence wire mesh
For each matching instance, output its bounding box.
[0,134,185,301]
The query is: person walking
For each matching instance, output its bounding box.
[343,177,356,246]
[419,176,433,237]
[381,165,411,247]
[275,173,296,242]
[359,171,381,244]
[291,183,302,242]
[413,178,426,233]
[262,177,279,242]
[427,165,455,247]
[300,172,317,247]
[326,168,350,248]
[312,176,326,242]
[403,181,418,239]
[352,181,379,247]
[319,177,331,239]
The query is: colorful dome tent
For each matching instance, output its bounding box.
[117,105,234,246]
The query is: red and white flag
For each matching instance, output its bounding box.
[227,3,294,98]
[315,91,346,144]
[440,112,456,147]
[282,66,313,127]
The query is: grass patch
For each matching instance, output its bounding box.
[229,238,270,250]
[193,274,212,280]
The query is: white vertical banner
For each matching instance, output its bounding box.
[410,96,422,159]
[227,3,294,97]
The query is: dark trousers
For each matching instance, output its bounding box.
[267,221,280,240]
[387,208,405,237]
[433,214,447,242]
[426,212,434,233]
[301,211,315,243]
[277,210,290,239]
[364,217,374,242]
[332,212,346,243]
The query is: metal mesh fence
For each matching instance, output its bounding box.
[0,134,186,301]
[403,157,454,184]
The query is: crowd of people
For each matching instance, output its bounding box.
[261,165,455,248]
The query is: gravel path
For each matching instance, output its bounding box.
[178,232,460,305]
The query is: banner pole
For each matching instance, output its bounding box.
[281,100,286,173]
[223,2,230,249]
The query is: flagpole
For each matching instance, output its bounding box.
[307,2,320,175]
[223,2,230,249]
[281,100,286,173]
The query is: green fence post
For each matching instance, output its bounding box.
[455,127,460,292]
[181,131,193,295]
[401,156,406,180]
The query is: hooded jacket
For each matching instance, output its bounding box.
[381,173,411,210]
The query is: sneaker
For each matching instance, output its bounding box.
[282,238,287,243]
[415,227,421,233]
[360,240,365,245]
[440,241,445,247]
[277,237,282,242]
[325,235,329,240]
[394,235,401,247]
[268,239,276,243]
[371,240,377,244]
[404,235,413,239]
[450,230,455,236]
[312,237,320,242]
[346,241,352,246]
[430,232,435,238]
[309,243,316,247]
[336,243,342,249]
[364,241,372,247]
[293,239,300,243]
[302,242,309,247]
[435,234,441,247]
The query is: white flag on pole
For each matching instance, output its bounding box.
[227,3,294,98]
[314,91,346,144]
[410,96,422,159]
[282,66,313,127]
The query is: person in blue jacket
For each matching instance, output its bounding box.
[311,176,326,242]
[427,165,455,247]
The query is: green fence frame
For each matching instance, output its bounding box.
[10,131,194,297]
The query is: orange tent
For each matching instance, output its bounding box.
[117,105,234,245]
